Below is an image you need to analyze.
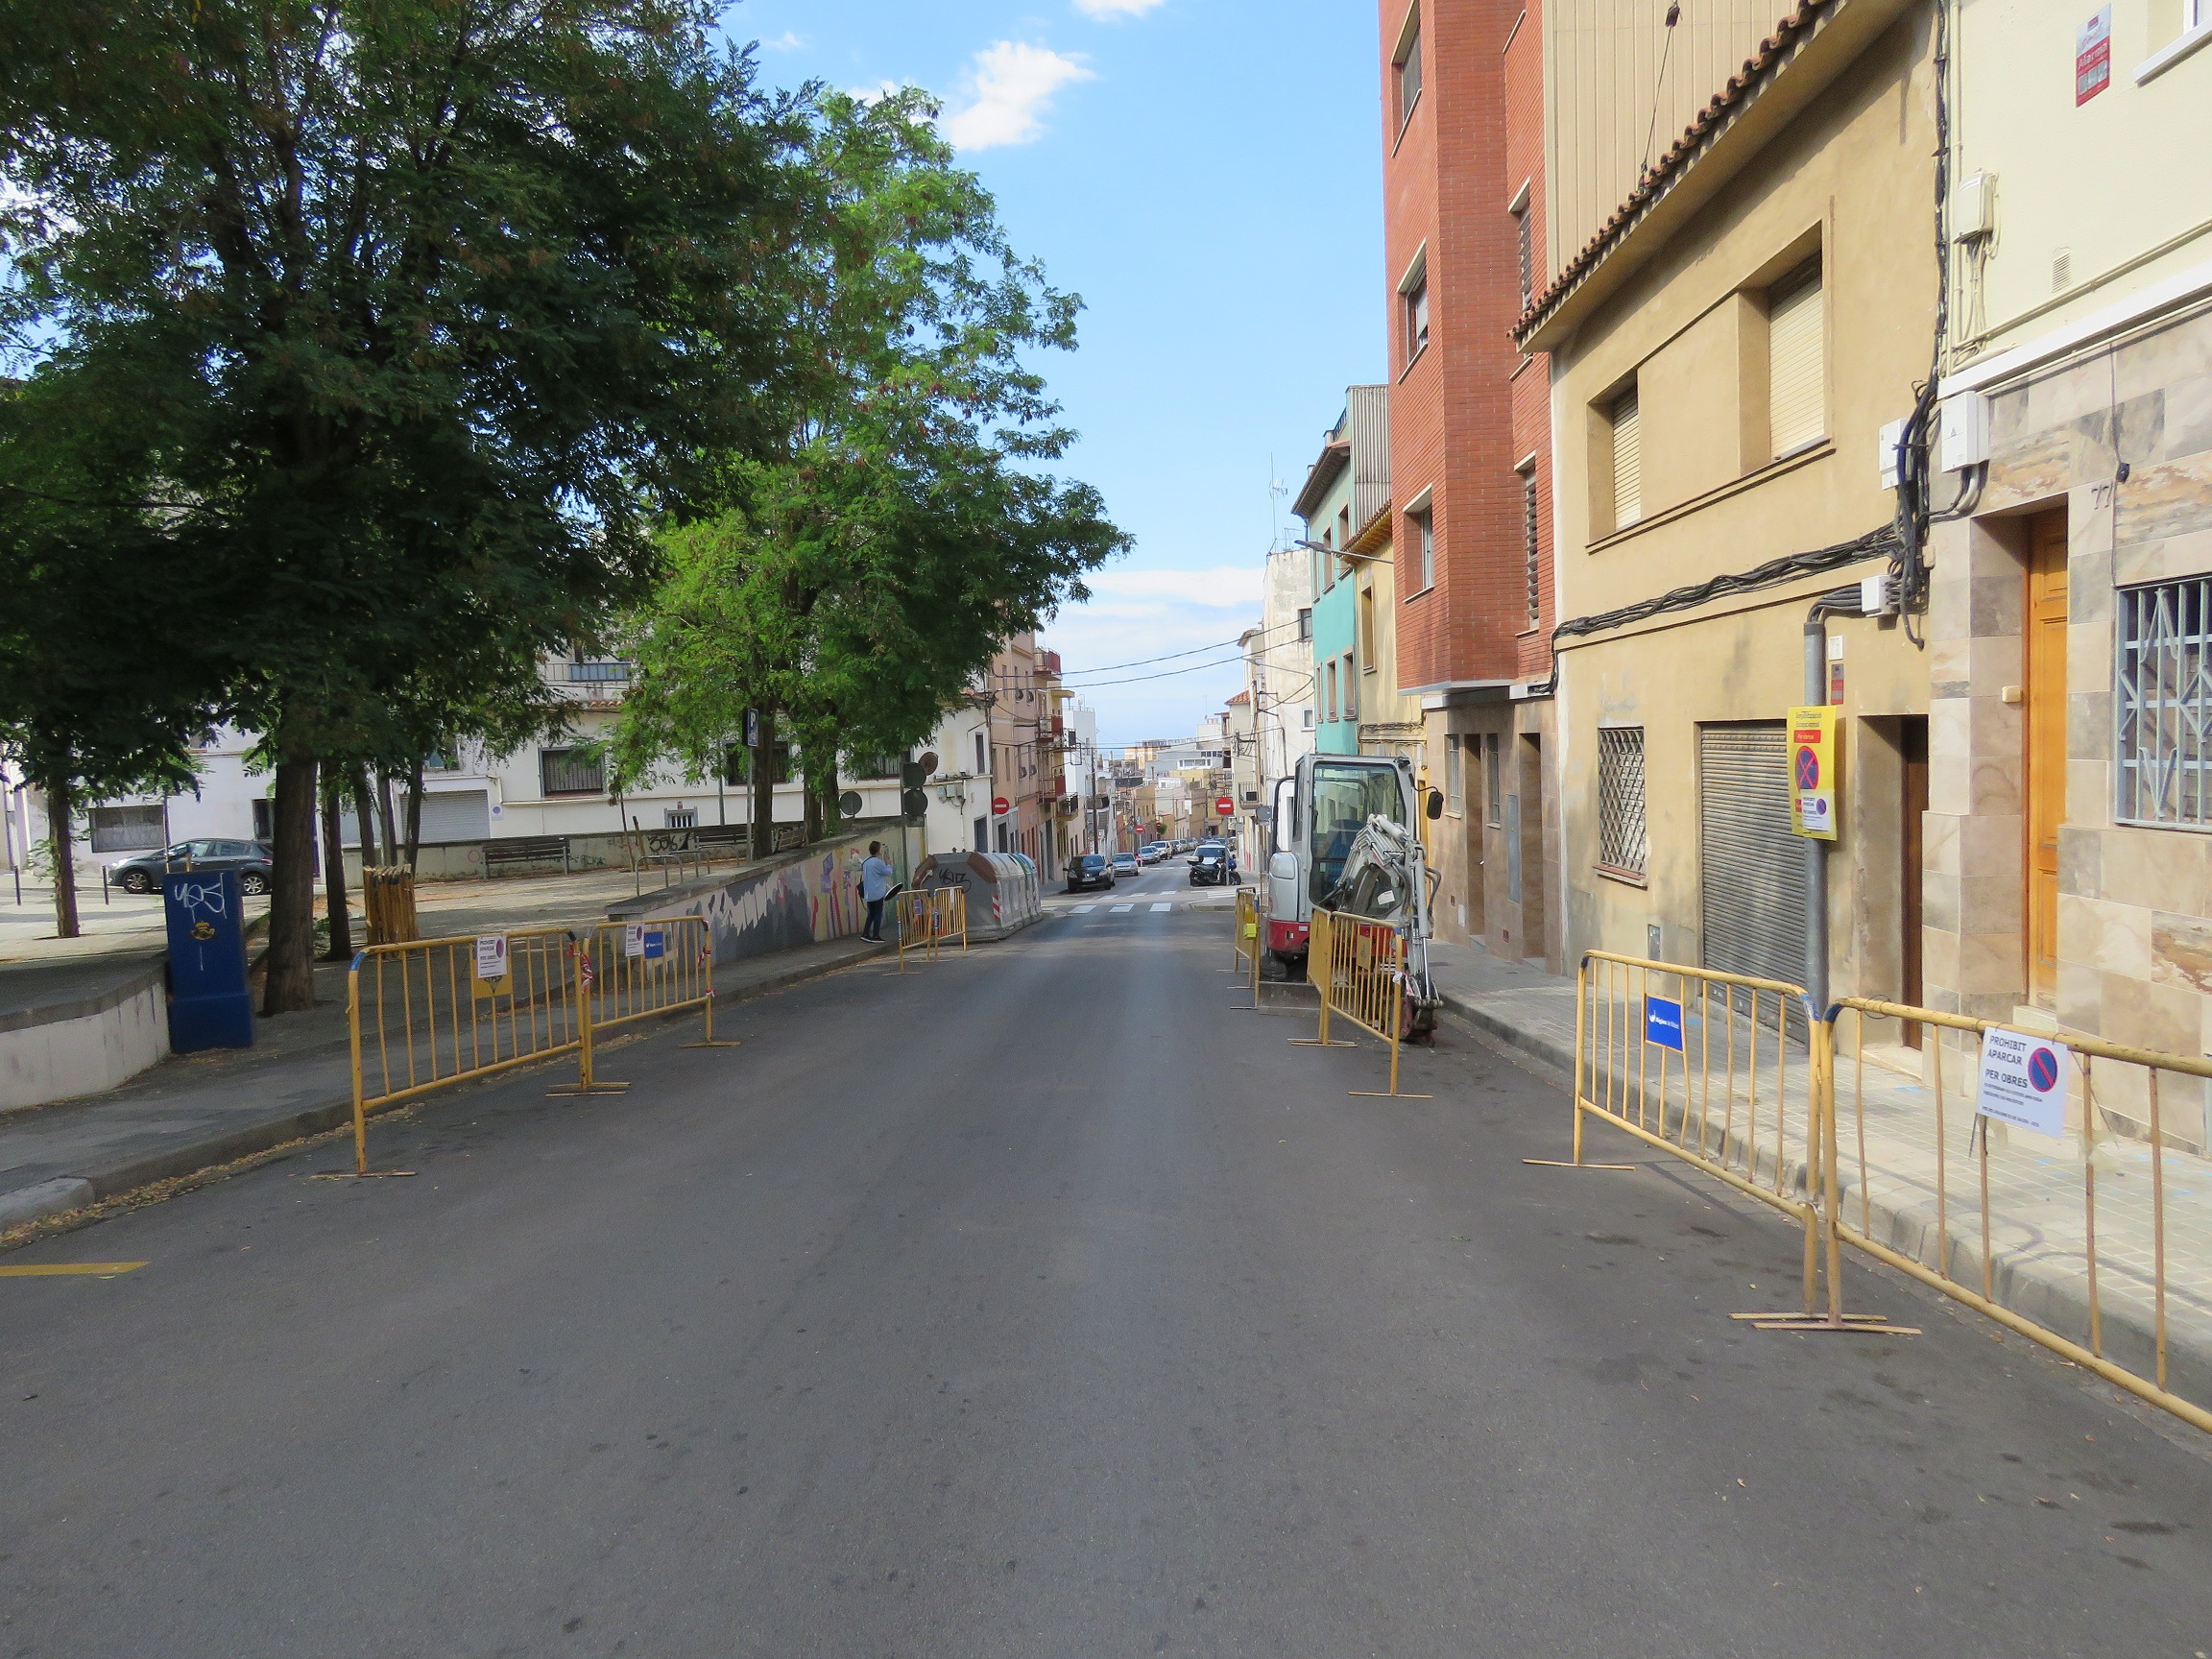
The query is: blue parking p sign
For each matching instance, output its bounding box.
[1645,995,1685,1052]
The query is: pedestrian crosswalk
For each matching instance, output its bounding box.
[1051,894,1240,919]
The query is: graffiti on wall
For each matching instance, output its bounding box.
[638,832,875,965]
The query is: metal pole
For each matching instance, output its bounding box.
[349,960,368,1175]
[1802,613,1829,1014]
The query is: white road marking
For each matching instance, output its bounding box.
[1149,902,1172,913]
[1070,903,1096,914]
[1109,903,1134,913]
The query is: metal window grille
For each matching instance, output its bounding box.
[539,747,606,797]
[2117,578,2212,827]
[567,660,632,683]
[89,804,165,853]
[664,806,697,830]
[1597,727,1647,876]
[1522,471,1540,625]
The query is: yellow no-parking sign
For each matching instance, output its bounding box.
[1788,705,1838,841]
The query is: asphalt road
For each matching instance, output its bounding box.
[7,882,2212,1657]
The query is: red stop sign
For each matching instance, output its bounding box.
[1215,796,1235,816]
[992,796,1010,817]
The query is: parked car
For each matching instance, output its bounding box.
[108,838,275,896]
[1065,853,1116,893]
[1186,837,1224,864]
[1139,842,1170,865]
[1189,844,1235,885]
[1110,851,1141,878]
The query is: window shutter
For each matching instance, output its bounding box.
[1611,392,1641,529]
[1767,272,1825,456]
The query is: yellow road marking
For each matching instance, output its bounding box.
[0,1262,147,1277]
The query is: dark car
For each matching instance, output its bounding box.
[1188,843,1235,886]
[109,838,275,896]
[1065,853,1116,893]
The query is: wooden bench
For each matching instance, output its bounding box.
[483,834,568,876]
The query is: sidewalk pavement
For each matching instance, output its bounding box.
[1425,938,2212,1407]
[0,934,888,1234]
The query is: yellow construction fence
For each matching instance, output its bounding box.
[1299,907,1427,1098]
[1551,949,2212,1432]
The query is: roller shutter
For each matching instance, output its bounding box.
[1767,270,1825,456]
[1611,391,1642,528]
[418,789,492,844]
[1697,722,1808,994]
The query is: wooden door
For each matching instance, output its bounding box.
[2025,510,2070,1003]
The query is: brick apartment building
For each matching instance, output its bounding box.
[1379,0,1560,969]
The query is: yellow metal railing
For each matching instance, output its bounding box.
[1832,998,2212,1434]
[346,927,582,1175]
[1296,906,1427,1098]
[1561,951,1831,1319]
[931,886,968,953]
[894,886,969,971]
[1230,886,1262,1005]
[560,916,734,1094]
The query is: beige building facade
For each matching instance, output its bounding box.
[1923,0,2212,1143]
[1523,0,1938,1001]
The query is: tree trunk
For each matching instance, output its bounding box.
[820,757,842,834]
[375,766,399,862]
[751,706,777,860]
[802,758,822,845]
[47,776,80,939]
[320,773,352,961]
[350,764,380,867]
[404,758,424,871]
[261,747,320,1015]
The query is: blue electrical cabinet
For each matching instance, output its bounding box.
[164,869,255,1052]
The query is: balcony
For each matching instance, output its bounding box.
[543,660,633,707]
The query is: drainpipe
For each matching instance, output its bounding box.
[1802,588,1866,1011]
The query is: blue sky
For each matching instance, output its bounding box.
[729,1,1386,748]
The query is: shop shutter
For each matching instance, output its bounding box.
[418,789,492,844]
[1611,391,1642,528]
[1697,722,1808,998]
[1767,270,1825,456]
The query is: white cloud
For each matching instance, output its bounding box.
[1042,563,1265,745]
[1073,0,1168,16]
[760,30,805,51]
[939,41,1094,151]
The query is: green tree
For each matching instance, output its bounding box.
[0,376,226,937]
[0,0,805,1010]
[612,89,1126,836]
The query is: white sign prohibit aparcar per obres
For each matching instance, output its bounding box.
[1975,1026,2069,1139]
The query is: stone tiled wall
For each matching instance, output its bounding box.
[1927,305,2212,1146]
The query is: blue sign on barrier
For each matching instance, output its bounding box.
[163,870,254,1052]
[642,929,665,961]
[1645,995,1686,1052]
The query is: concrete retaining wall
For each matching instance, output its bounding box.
[0,961,169,1112]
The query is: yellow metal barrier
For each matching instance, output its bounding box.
[930,886,968,952]
[894,887,969,971]
[1833,998,2212,1434]
[559,916,735,1094]
[1555,951,1838,1321]
[1295,906,1429,1098]
[1230,886,1262,1005]
[894,890,933,972]
[345,927,581,1176]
